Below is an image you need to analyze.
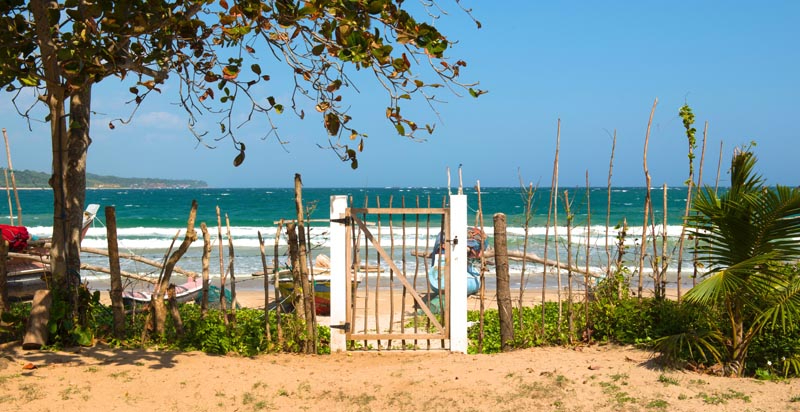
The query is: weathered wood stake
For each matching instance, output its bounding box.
[105,206,125,338]
[0,239,8,314]
[493,213,514,351]
[22,290,52,350]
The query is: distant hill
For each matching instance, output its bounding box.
[0,168,207,189]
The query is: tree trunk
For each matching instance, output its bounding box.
[65,86,91,294]
[150,201,198,336]
[32,2,93,317]
[493,213,514,351]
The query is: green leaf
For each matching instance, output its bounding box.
[19,76,38,87]
[395,123,405,135]
[251,64,261,75]
[311,44,325,56]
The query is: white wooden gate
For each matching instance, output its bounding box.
[329,195,468,352]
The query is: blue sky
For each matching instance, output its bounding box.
[1,1,797,188]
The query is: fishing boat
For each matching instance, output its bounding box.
[276,270,333,316]
[4,204,100,299]
[121,276,204,309]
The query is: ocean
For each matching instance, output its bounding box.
[10,186,701,291]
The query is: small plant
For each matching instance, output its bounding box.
[657,374,679,386]
[610,373,629,383]
[646,399,669,409]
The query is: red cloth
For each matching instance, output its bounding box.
[0,224,30,252]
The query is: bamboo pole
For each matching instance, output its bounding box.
[715,141,724,194]
[4,169,12,225]
[216,206,227,314]
[105,206,125,339]
[606,131,616,277]
[585,171,591,329]
[200,223,211,317]
[305,214,317,330]
[517,178,535,334]
[274,219,284,348]
[661,185,668,297]
[258,231,271,342]
[400,196,407,348]
[387,195,395,348]
[638,99,658,300]
[475,181,486,352]
[1,129,22,226]
[362,195,369,349]
[413,196,422,347]
[374,196,382,348]
[225,214,237,320]
[563,190,574,342]
[542,119,560,331]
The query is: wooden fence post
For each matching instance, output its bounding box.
[0,239,8,314]
[493,213,514,351]
[105,206,125,339]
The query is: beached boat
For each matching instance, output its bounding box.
[275,270,333,316]
[4,204,100,299]
[121,276,203,309]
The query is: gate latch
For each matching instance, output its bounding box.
[330,322,350,331]
[330,216,352,225]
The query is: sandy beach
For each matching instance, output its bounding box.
[2,340,798,411]
[0,288,796,411]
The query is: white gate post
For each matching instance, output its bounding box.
[329,195,348,352]
[449,194,468,353]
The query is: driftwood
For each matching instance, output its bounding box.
[7,251,158,284]
[410,249,601,279]
[22,289,52,350]
[81,247,200,279]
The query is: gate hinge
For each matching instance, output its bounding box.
[330,216,352,225]
[330,322,350,331]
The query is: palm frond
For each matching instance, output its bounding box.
[755,276,800,332]
[652,330,724,367]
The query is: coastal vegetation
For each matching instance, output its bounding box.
[0,168,207,189]
[0,0,482,319]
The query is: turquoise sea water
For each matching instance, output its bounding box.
[10,186,700,290]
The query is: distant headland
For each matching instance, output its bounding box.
[0,168,208,189]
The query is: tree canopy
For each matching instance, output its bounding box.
[1,0,483,168]
[0,0,482,332]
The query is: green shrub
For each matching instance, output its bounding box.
[467,303,586,353]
